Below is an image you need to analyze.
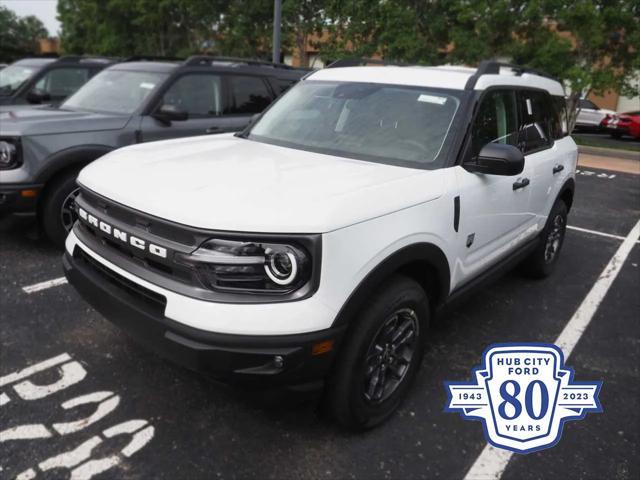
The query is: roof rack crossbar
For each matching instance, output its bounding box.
[183,55,298,70]
[465,59,559,90]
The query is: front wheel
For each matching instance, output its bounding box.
[40,171,80,249]
[522,200,568,278]
[325,275,429,430]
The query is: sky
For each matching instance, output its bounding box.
[1,0,61,36]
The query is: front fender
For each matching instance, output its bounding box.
[35,145,114,183]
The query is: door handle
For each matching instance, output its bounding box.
[205,126,221,134]
[513,178,530,190]
[552,164,564,174]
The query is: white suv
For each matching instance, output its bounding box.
[63,60,577,429]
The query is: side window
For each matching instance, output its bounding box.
[274,78,296,95]
[471,89,519,157]
[161,74,222,117]
[34,68,90,98]
[225,75,272,114]
[519,91,554,153]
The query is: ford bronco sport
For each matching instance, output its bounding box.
[0,56,114,107]
[0,56,306,246]
[63,60,577,429]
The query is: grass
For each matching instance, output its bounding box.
[572,135,640,153]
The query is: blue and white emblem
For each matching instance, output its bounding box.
[445,343,602,454]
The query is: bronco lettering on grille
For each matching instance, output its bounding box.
[78,207,168,259]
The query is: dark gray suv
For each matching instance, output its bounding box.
[0,56,307,246]
[0,56,115,107]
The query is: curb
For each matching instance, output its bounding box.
[578,145,639,161]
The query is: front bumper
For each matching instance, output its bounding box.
[63,244,346,388]
[0,184,42,217]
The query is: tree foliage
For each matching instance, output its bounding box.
[0,6,48,62]
[57,0,226,57]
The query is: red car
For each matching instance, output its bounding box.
[605,111,640,139]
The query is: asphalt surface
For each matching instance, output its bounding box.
[1,167,639,480]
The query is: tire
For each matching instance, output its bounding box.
[521,200,568,278]
[40,171,81,249]
[325,275,429,430]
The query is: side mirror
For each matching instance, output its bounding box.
[152,104,189,124]
[26,88,51,104]
[464,143,524,176]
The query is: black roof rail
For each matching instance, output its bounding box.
[327,57,406,68]
[123,55,184,63]
[465,60,559,90]
[183,55,302,70]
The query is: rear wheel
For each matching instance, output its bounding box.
[40,171,80,249]
[325,275,429,430]
[522,199,568,278]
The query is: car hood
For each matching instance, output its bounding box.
[78,134,447,233]
[0,107,131,136]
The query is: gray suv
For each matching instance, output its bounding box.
[0,56,307,246]
[0,56,115,107]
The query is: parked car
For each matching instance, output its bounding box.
[0,56,307,246]
[63,60,577,429]
[0,56,115,108]
[574,98,616,131]
[606,111,640,139]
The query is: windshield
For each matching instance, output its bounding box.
[249,81,462,168]
[0,65,39,96]
[62,69,168,114]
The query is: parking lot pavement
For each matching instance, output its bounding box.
[1,167,638,480]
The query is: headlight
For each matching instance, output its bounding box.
[0,139,19,169]
[179,238,312,294]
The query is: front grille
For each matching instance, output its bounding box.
[74,247,167,316]
[81,188,199,246]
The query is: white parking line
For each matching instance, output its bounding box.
[22,277,67,294]
[566,225,627,241]
[464,218,640,480]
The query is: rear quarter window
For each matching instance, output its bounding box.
[225,75,273,114]
[519,90,555,153]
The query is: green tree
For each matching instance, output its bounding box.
[212,0,273,58]
[0,6,48,62]
[282,0,326,66]
[57,0,226,57]
[509,0,639,129]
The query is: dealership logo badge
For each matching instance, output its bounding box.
[444,343,602,454]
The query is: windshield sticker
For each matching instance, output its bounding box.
[417,94,447,105]
[140,82,156,90]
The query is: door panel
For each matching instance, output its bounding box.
[140,73,270,142]
[141,72,239,142]
[454,89,536,285]
[519,90,568,230]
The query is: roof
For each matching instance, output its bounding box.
[307,64,565,96]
